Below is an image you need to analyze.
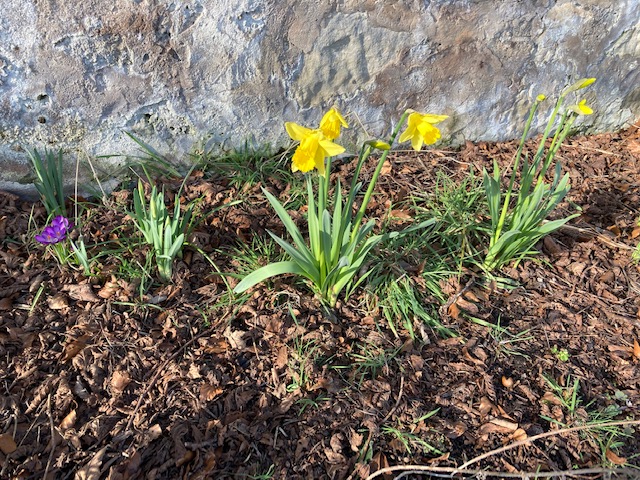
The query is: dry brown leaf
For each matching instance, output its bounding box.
[510,428,528,442]
[389,209,412,221]
[490,418,519,431]
[201,338,229,354]
[447,302,461,319]
[633,339,640,359]
[63,283,100,302]
[607,224,621,237]
[501,376,514,389]
[478,396,495,416]
[200,383,223,402]
[541,391,563,406]
[223,327,246,350]
[0,297,13,310]
[47,293,69,310]
[62,334,91,362]
[98,277,120,299]
[60,409,77,431]
[605,448,627,465]
[275,345,288,369]
[0,432,17,454]
[380,160,392,176]
[631,226,640,240]
[110,370,131,394]
[75,445,107,480]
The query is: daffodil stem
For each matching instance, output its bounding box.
[493,98,542,246]
[352,111,410,239]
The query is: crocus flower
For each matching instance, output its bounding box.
[319,107,348,140]
[285,122,345,176]
[399,112,449,151]
[36,215,71,245]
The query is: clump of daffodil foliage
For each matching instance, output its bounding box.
[234,107,447,307]
[482,78,596,272]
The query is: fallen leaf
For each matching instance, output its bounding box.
[63,283,100,302]
[48,293,69,310]
[98,277,120,299]
[75,445,107,480]
[200,383,223,402]
[380,160,392,176]
[605,448,627,465]
[111,370,131,394]
[60,409,77,431]
[223,327,246,350]
[0,295,14,310]
[63,335,91,362]
[633,339,640,359]
[490,418,518,431]
[501,376,514,389]
[631,226,640,240]
[0,432,17,454]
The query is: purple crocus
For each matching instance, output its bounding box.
[35,215,71,245]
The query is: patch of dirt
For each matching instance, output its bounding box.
[1,124,639,479]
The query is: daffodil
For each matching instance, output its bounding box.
[399,112,449,151]
[569,99,593,115]
[536,94,546,102]
[285,122,345,176]
[319,107,348,140]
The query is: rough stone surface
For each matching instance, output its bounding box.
[0,0,638,195]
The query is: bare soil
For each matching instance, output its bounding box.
[1,124,639,479]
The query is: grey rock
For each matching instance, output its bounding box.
[0,0,638,196]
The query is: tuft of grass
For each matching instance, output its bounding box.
[541,374,634,468]
[381,424,444,456]
[411,168,489,269]
[198,142,295,188]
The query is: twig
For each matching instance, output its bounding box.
[459,419,640,470]
[364,419,640,480]
[381,375,404,424]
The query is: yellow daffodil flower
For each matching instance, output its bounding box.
[569,99,593,115]
[285,122,345,176]
[399,112,449,151]
[536,94,546,102]
[319,107,348,140]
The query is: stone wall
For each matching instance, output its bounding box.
[1,0,639,195]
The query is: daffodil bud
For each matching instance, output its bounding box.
[536,94,546,102]
[562,77,596,95]
[366,140,391,151]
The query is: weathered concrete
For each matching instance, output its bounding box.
[0,0,638,195]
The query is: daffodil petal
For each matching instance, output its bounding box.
[419,113,449,124]
[318,138,345,157]
[410,134,423,151]
[285,122,314,141]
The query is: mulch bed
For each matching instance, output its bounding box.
[1,123,639,479]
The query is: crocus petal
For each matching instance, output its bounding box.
[285,122,314,142]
